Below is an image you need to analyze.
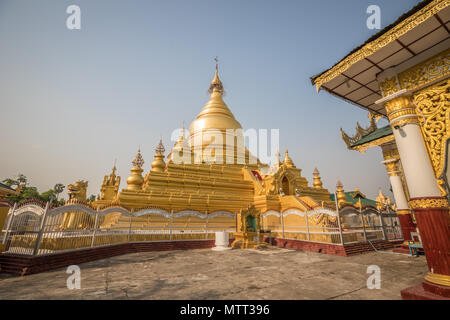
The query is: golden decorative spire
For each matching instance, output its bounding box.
[127,147,144,191]
[132,147,145,168]
[155,138,165,155]
[112,159,117,176]
[189,60,241,137]
[336,179,347,204]
[152,138,166,173]
[208,56,224,95]
[283,149,295,168]
[376,188,387,209]
[312,167,323,189]
[100,159,121,200]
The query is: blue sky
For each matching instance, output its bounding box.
[0,0,420,199]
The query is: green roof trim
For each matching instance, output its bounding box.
[351,125,393,147]
[330,191,378,207]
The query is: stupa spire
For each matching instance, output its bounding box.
[127,147,144,190]
[132,147,144,168]
[208,56,224,95]
[155,137,165,155]
[283,149,295,168]
[152,138,166,172]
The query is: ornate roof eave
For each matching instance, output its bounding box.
[341,115,378,148]
[351,134,395,155]
[311,0,448,90]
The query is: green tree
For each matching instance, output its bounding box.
[2,174,67,205]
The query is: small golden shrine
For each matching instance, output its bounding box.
[231,204,267,249]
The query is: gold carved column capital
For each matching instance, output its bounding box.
[382,158,401,177]
[385,95,419,127]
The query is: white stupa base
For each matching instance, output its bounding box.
[212,231,232,251]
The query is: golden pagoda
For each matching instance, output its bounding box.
[93,64,334,231]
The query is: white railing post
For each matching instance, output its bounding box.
[128,209,133,242]
[91,207,99,247]
[2,202,17,244]
[33,202,50,256]
[281,211,285,239]
[378,207,387,241]
[360,206,367,242]
[205,210,208,239]
[170,210,173,240]
[305,213,310,241]
[334,192,344,245]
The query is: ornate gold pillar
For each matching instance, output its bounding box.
[384,92,450,296]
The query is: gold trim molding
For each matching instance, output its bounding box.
[396,209,411,215]
[425,272,450,287]
[314,0,450,90]
[409,197,449,209]
[379,49,450,97]
[399,48,450,92]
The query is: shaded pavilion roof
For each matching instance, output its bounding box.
[351,125,393,148]
[311,0,450,116]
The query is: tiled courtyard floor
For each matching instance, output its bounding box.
[0,246,428,300]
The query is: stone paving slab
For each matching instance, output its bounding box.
[0,246,428,300]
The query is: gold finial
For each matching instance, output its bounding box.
[336,179,347,205]
[313,167,323,189]
[152,138,166,172]
[283,149,295,168]
[132,147,145,168]
[112,158,117,175]
[209,57,224,95]
[155,138,165,155]
[376,188,387,209]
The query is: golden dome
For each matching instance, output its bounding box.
[152,154,165,172]
[126,167,144,190]
[189,67,242,138]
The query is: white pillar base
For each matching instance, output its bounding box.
[212,231,232,251]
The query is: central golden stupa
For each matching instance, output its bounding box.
[95,65,333,216]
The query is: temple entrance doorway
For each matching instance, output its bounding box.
[246,214,257,232]
[282,176,290,195]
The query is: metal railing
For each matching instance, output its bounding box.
[1,201,236,256]
[1,200,403,256]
